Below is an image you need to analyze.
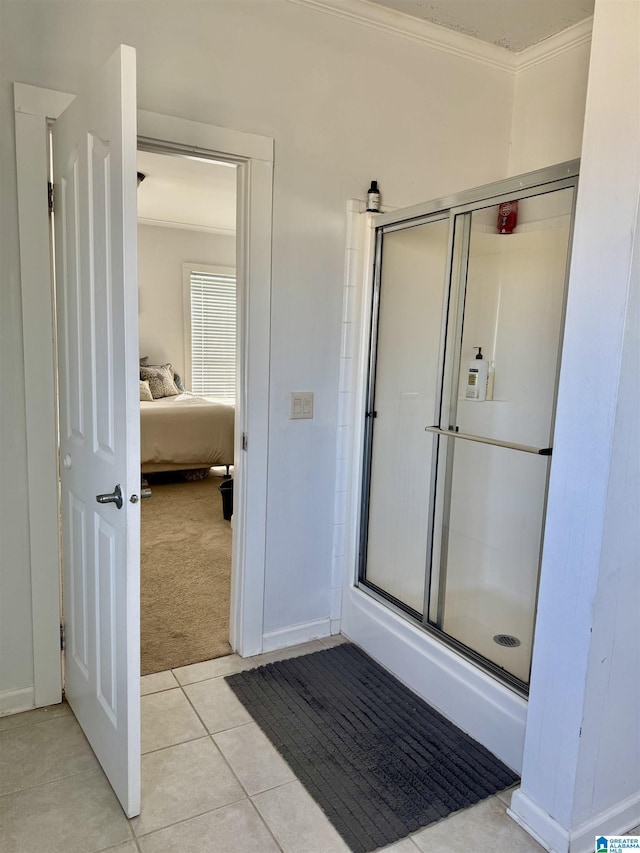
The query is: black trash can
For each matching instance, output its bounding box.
[219,478,233,521]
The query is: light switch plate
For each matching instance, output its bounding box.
[290,392,314,419]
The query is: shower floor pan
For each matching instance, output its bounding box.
[440,587,534,683]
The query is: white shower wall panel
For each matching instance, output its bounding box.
[441,442,547,681]
[456,220,572,448]
[443,213,572,662]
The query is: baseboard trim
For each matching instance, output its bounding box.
[569,790,640,852]
[509,789,569,852]
[262,618,331,652]
[509,788,640,853]
[0,686,35,717]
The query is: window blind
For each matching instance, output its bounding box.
[190,270,236,399]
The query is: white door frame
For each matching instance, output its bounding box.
[14,82,273,708]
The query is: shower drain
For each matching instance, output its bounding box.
[493,634,521,648]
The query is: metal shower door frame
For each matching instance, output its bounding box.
[358,160,580,693]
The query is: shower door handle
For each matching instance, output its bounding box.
[425,426,552,456]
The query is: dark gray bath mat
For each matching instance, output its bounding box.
[226,643,518,852]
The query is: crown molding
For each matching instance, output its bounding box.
[138,218,236,237]
[288,0,593,75]
[515,17,593,73]
[288,0,516,73]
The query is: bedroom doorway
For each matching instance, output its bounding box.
[136,148,239,675]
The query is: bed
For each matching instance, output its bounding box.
[140,393,235,474]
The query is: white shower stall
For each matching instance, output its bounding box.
[342,162,578,767]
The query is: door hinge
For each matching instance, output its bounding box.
[60,623,65,651]
[242,432,248,451]
[48,181,55,214]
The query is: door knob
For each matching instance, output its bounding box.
[96,484,123,510]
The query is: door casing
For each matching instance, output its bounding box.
[14,80,274,710]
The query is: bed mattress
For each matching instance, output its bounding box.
[140,393,234,471]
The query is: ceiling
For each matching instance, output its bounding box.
[136,150,237,234]
[366,0,594,51]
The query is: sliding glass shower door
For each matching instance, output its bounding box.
[361,217,450,614]
[359,166,578,690]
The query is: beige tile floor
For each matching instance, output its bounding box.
[2,637,639,852]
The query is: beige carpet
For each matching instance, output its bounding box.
[140,472,232,675]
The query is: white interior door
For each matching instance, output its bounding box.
[53,44,140,818]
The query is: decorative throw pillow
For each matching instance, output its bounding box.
[139,379,153,402]
[140,363,179,399]
[139,357,184,391]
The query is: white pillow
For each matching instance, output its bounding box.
[139,379,153,402]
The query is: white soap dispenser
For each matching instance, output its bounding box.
[465,347,488,401]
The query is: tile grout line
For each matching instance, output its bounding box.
[0,763,104,800]
[132,685,247,840]
[169,652,268,688]
[130,797,287,852]
[89,827,140,853]
[136,644,343,848]
[130,796,249,843]
[0,707,71,734]
[150,643,349,847]
[244,796,286,853]
[140,684,178,697]
[177,682,263,799]
[171,666,248,688]
[176,678,286,852]
[140,731,211,757]
[250,777,302,800]
[169,640,331,688]
[2,710,138,851]
[400,794,544,852]
[0,709,73,738]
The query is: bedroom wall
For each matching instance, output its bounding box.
[0,0,591,704]
[137,224,236,382]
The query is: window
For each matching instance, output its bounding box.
[184,264,236,400]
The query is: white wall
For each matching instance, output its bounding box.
[137,224,235,381]
[0,0,515,698]
[508,41,591,176]
[509,0,640,847]
[571,189,640,827]
[0,3,35,706]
